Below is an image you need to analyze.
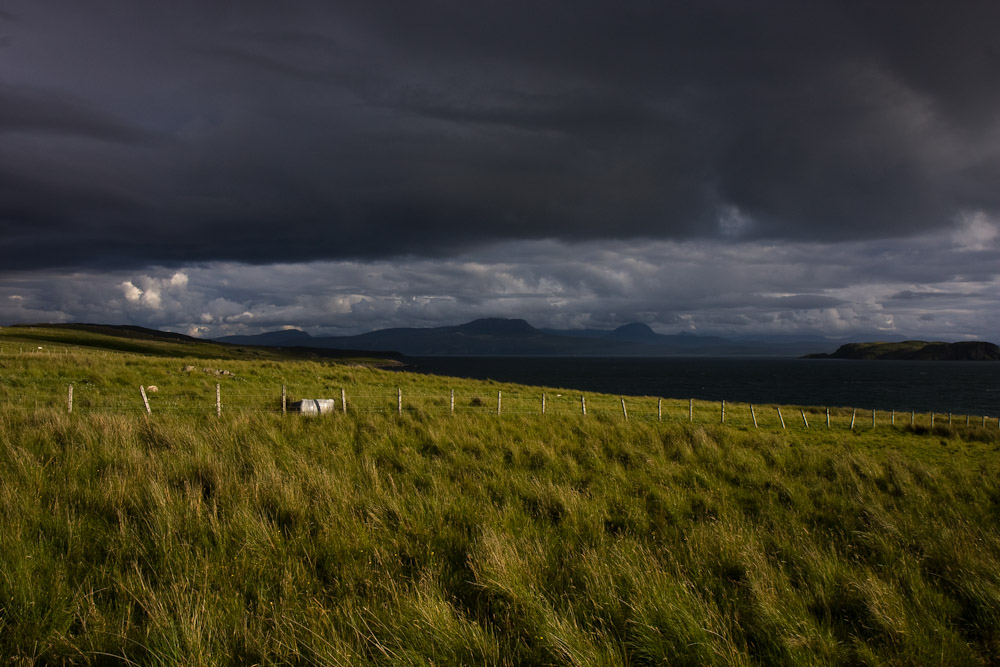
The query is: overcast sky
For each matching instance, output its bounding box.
[1,1,998,340]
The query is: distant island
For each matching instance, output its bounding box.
[804,341,1000,361]
[213,318,843,357]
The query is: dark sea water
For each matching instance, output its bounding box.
[398,357,1000,415]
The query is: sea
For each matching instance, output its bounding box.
[396,357,1000,416]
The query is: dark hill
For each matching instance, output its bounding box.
[216,329,312,346]
[605,323,659,342]
[805,340,1000,360]
[454,318,537,337]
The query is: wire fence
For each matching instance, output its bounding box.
[4,379,998,432]
[1,344,997,430]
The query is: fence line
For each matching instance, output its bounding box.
[2,381,996,432]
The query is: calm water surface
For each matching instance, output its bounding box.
[398,357,1000,415]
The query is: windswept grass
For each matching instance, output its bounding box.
[0,327,999,664]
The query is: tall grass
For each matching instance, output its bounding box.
[1,329,999,664]
[1,404,998,664]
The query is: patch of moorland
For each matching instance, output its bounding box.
[0,326,998,664]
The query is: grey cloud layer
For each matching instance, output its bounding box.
[1,1,999,271]
[2,228,997,340]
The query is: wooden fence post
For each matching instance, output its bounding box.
[891,409,895,426]
[139,385,151,415]
[658,398,662,422]
[721,400,725,424]
[801,409,809,428]
[216,384,221,417]
[931,412,935,427]
[451,389,455,415]
[542,393,546,415]
[911,411,915,426]
[582,395,586,416]
[750,404,758,428]
[826,407,830,428]
[621,398,628,420]
[983,415,987,427]
[341,388,347,414]
[397,388,402,415]
[850,409,856,430]
[966,414,970,426]
[872,409,876,428]
[497,391,502,416]
[282,385,287,415]
[67,384,73,414]
[776,407,785,429]
[689,399,693,422]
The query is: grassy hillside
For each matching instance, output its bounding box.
[1,326,999,665]
[5,323,403,364]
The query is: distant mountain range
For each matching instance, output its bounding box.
[214,318,861,357]
[20,320,986,360]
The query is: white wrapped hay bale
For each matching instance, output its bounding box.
[289,399,337,415]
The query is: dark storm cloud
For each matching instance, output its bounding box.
[1,0,999,271]
[0,84,159,143]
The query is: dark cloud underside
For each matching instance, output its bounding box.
[0,0,998,271]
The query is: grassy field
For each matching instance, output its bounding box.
[1,327,999,665]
